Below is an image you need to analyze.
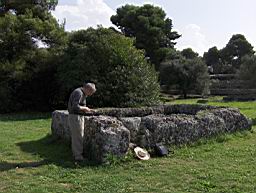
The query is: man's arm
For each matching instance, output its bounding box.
[80,106,93,113]
[71,91,95,113]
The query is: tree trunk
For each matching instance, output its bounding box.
[183,90,187,98]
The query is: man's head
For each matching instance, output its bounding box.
[83,82,96,96]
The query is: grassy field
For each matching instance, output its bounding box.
[0,97,256,193]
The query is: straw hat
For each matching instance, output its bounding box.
[134,147,150,160]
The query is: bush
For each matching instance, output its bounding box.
[57,27,160,108]
[0,48,63,113]
[14,49,61,111]
[211,62,236,74]
[0,60,23,113]
[239,55,256,88]
[160,57,210,98]
[0,79,17,113]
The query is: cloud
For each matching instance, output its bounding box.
[52,0,115,31]
[176,24,209,56]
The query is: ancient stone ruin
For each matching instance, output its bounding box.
[210,74,256,101]
[51,104,251,163]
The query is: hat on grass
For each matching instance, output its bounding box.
[134,147,150,160]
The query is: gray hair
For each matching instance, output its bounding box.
[84,83,96,92]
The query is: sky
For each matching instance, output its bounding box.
[52,0,256,56]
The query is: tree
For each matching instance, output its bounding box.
[220,34,254,69]
[203,46,229,74]
[203,35,255,74]
[160,57,209,98]
[0,1,67,112]
[57,27,160,108]
[203,46,220,66]
[181,48,199,59]
[239,55,256,88]
[0,10,65,60]
[0,0,58,15]
[111,4,181,69]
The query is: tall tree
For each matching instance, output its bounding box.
[0,0,58,15]
[203,46,220,66]
[111,4,181,69]
[220,34,254,69]
[203,46,226,74]
[203,35,255,74]
[0,1,67,112]
[181,48,199,59]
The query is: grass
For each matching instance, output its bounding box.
[0,97,256,193]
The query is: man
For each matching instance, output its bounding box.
[68,82,96,162]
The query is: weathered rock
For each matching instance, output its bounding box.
[51,110,70,140]
[83,116,130,163]
[52,112,130,163]
[51,104,252,163]
[94,106,165,117]
[136,112,226,148]
[118,117,141,143]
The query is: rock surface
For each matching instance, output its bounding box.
[51,104,252,163]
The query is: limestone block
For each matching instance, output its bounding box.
[51,104,252,163]
[83,116,130,163]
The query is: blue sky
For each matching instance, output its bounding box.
[52,0,256,55]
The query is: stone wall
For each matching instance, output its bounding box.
[210,74,256,100]
[51,104,251,163]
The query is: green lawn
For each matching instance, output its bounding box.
[0,97,256,193]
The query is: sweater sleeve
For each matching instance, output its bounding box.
[71,90,83,114]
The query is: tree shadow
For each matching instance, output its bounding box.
[0,135,99,172]
[252,118,256,126]
[0,160,48,171]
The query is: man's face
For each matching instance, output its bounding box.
[84,87,95,96]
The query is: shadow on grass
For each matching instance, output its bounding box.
[0,135,100,172]
[252,118,256,126]
[0,160,48,171]
[0,112,51,122]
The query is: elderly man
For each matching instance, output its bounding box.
[68,82,96,162]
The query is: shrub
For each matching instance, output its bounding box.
[239,55,256,88]
[57,27,160,108]
[14,49,60,111]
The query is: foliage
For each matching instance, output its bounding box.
[239,55,256,88]
[111,4,181,69]
[220,34,254,69]
[0,0,58,15]
[14,49,63,111]
[57,27,160,108]
[203,46,232,74]
[160,57,210,98]
[181,48,199,59]
[203,46,220,66]
[203,34,254,74]
[0,4,67,112]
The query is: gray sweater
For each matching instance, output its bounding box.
[68,87,87,114]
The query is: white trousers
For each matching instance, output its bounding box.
[68,114,85,158]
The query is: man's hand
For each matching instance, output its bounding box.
[80,106,97,113]
[80,106,92,113]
